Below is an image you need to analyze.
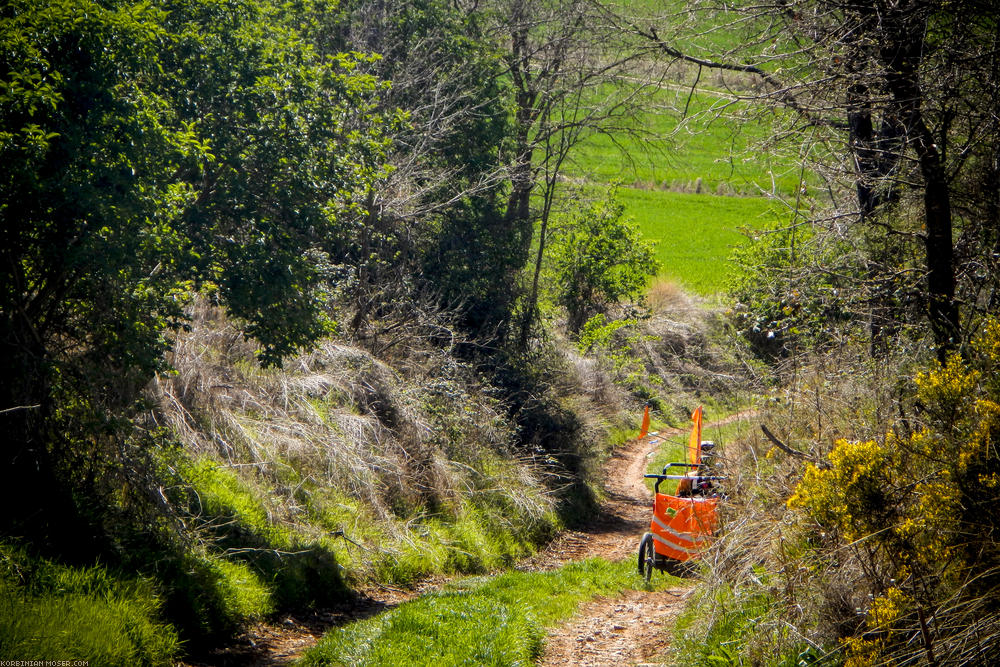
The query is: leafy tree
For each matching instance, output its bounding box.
[160,0,392,363]
[2,0,194,551]
[728,220,872,356]
[549,194,658,333]
[0,0,390,550]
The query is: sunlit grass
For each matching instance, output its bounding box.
[0,543,179,666]
[618,187,788,295]
[300,557,683,666]
[568,88,809,198]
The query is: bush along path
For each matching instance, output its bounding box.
[188,418,742,666]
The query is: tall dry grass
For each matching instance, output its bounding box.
[149,297,563,586]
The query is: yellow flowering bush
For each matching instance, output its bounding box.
[787,438,899,543]
[787,318,1000,662]
[841,636,883,667]
[866,587,909,630]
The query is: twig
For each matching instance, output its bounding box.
[0,404,41,415]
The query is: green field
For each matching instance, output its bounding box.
[568,89,806,198]
[618,188,787,295]
[562,84,804,296]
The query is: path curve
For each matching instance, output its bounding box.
[531,411,753,666]
[526,426,690,666]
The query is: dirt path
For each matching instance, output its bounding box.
[183,413,749,665]
[528,410,754,666]
[524,428,681,569]
[524,428,693,667]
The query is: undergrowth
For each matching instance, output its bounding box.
[139,298,613,645]
[669,320,1000,665]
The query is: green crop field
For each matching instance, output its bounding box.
[561,82,808,296]
[568,89,806,198]
[618,187,788,295]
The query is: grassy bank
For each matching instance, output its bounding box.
[0,543,179,666]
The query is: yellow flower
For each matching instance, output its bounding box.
[867,587,909,629]
[842,636,883,667]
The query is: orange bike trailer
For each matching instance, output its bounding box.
[637,406,723,580]
[648,492,718,561]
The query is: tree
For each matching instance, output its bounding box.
[632,0,1000,359]
[549,193,658,333]
[480,0,660,350]
[160,0,392,363]
[0,0,390,549]
[327,0,524,343]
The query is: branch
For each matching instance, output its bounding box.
[760,424,826,467]
[0,404,41,415]
[636,25,828,127]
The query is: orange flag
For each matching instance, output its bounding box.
[687,405,703,465]
[639,405,650,439]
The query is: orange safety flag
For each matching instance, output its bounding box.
[639,405,651,439]
[687,405,703,466]
[649,494,718,561]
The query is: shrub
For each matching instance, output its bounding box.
[783,319,1000,664]
[549,192,658,333]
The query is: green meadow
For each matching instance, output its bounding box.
[564,83,807,296]
[617,188,787,295]
[570,89,804,197]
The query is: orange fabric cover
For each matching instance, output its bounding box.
[649,493,718,561]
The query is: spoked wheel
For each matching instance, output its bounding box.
[638,532,655,583]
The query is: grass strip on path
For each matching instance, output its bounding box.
[299,558,682,666]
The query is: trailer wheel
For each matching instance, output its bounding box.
[638,532,655,583]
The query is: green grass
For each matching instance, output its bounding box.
[569,88,808,198]
[672,584,831,666]
[618,187,788,295]
[0,543,179,665]
[300,557,682,666]
[305,469,558,587]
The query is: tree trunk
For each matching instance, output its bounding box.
[878,10,960,360]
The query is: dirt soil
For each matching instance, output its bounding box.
[182,415,744,666]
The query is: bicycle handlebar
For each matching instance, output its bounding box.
[643,473,726,494]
